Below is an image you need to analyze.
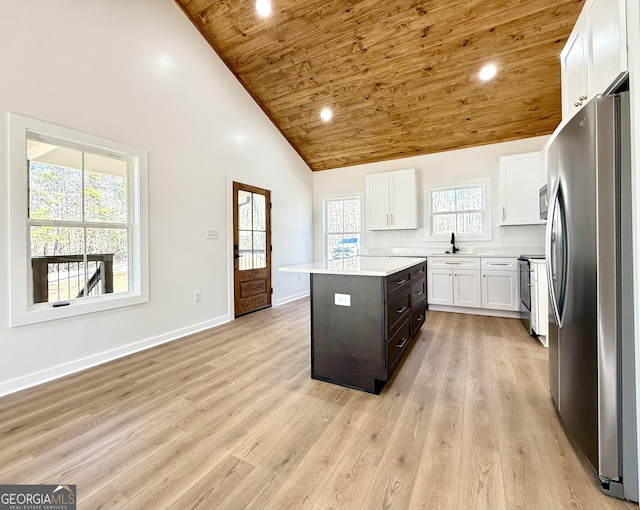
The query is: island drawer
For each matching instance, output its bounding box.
[386,317,412,373]
[387,285,411,336]
[411,277,426,304]
[410,262,426,280]
[386,269,411,297]
[412,300,426,333]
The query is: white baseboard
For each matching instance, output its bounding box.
[274,291,309,307]
[0,313,231,398]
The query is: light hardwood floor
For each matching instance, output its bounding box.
[0,300,636,509]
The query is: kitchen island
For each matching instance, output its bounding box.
[280,257,427,393]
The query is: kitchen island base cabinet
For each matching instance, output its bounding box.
[310,261,426,394]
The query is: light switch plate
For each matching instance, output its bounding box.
[205,229,219,240]
[334,293,351,307]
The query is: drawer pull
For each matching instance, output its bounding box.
[417,314,424,321]
[396,305,408,314]
[489,263,509,266]
[415,290,424,296]
[396,336,409,349]
[445,262,461,265]
[395,279,407,285]
[416,269,424,274]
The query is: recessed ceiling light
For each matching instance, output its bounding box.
[479,64,497,81]
[255,0,271,17]
[320,108,333,122]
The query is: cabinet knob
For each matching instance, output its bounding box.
[574,101,583,107]
[579,95,588,101]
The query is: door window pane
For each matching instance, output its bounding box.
[238,191,252,230]
[253,193,266,231]
[237,190,268,271]
[253,231,266,269]
[239,230,253,270]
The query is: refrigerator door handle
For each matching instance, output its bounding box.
[546,177,563,327]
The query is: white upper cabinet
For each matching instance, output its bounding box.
[366,168,417,230]
[498,152,545,225]
[561,14,590,120]
[561,0,627,121]
[588,0,627,95]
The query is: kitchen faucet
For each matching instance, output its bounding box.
[450,232,458,253]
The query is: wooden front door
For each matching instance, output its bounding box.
[233,182,272,317]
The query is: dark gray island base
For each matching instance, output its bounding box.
[310,260,426,394]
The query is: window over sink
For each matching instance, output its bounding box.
[425,178,492,241]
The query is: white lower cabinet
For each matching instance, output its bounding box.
[426,268,453,305]
[427,257,481,308]
[453,270,481,308]
[428,256,519,314]
[481,258,519,311]
[481,270,519,311]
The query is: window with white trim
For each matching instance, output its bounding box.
[426,179,492,240]
[9,114,149,326]
[322,195,363,262]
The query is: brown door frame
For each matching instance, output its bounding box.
[232,181,272,317]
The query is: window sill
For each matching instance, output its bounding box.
[11,292,149,327]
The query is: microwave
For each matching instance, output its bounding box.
[539,184,548,219]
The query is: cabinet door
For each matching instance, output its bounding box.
[561,13,590,120]
[588,0,626,96]
[481,270,519,311]
[389,169,417,229]
[499,152,545,225]
[453,270,481,308]
[427,269,453,305]
[366,172,391,230]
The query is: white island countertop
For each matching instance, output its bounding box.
[279,256,426,277]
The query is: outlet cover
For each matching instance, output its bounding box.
[205,229,219,240]
[334,293,351,307]
[194,290,202,302]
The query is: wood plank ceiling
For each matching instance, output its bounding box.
[176,0,584,171]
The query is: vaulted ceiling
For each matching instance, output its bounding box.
[176,0,583,171]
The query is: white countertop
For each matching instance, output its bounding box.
[279,256,426,277]
[364,247,544,258]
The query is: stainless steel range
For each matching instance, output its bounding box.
[518,254,544,335]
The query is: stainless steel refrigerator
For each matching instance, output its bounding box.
[546,85,637,501]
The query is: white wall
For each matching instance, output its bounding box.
[0,0,312,395]
[313,136,550,259]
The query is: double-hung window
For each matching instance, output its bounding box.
[322,195,363,263]
[9,114,149,326]
[426,179,491,240]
